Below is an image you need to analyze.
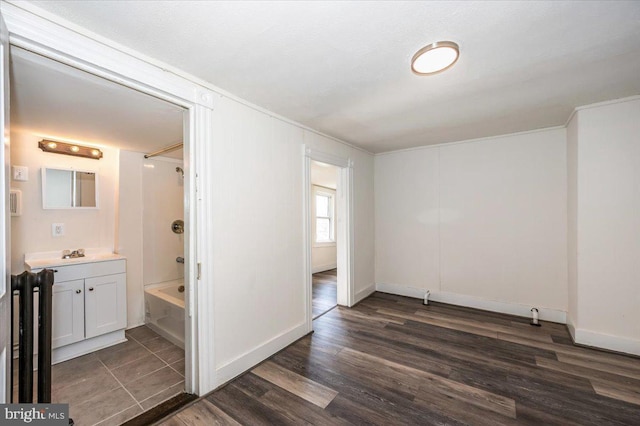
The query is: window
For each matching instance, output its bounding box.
[315,191,335,243]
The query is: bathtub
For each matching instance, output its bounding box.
[144,279,185,348]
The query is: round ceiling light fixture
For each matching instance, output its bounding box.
[411,41,460,75]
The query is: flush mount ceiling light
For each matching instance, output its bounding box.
[38,139,103,160]
[411,41,460,75]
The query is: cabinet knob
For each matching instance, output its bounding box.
[75,289,82,294]
[89,287,94,291]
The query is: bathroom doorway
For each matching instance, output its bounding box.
[7,45,194,424]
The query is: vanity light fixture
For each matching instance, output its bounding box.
[38,139,103,160]
[411,41,460,75]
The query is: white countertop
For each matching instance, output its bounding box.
[25,248,126,270]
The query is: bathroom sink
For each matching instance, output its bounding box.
[25,249,126,270]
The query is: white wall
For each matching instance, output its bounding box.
[117,150,144,328]
[353,148,376,301]
[570,98,640,355]
[376,128,568,319]
[566,113,579,333]
[142,157,184,285]
[10,131,118,273]
[209,96,375,382]
[311,184,337,273]
[118,152,184,329]
[375,148,439,291]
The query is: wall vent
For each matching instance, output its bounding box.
[10,189,22,216]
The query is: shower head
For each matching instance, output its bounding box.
[176,166,184,178]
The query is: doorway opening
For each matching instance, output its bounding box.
[7,46,193,424]
[304,148,354,330]
[310,161,339,319]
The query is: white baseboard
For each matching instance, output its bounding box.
[354,284,376,304]
[215,322,309,387]
[566,315,576,341]
[376,282,426,299]
[312,263,337,274]
[13,330,127,364]
[430,291,567,324]
[146,322,185,350]
[126,320,146,330]
[573,328,640,357]
[375,283,567,324]
[52,330,127,364]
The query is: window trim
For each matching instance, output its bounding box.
[313,187,336,247]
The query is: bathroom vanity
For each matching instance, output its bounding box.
[24,249,127,363]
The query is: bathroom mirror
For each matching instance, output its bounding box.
[42,167,98,209]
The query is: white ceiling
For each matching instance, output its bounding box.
[25,1,640,153]
[10,46,184,158]
[311,161,338,190]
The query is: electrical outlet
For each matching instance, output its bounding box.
[12,166,28,182]
[52,223,65,237]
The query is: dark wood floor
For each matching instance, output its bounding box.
[160,292,640,425]
[312,269,337,319]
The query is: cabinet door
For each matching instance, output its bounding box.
[84,274,126,338]
[52,279,85,348]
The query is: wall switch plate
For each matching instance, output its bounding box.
[52,223,65,237]
[12,166,28,182]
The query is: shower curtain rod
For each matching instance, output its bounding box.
[144,142,183,158]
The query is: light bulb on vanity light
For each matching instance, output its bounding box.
[38,139,103,160]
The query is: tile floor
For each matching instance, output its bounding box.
[13,325,185,426]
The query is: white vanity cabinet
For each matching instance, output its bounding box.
[84,273,126,338]
[51,270,126,347]
[51,279,84,348]
[26,253,127,363]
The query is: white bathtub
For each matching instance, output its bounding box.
[144,279,185,348]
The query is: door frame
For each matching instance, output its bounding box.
[302,146,355,332]
[0,3,217,396]
[0,9,10,403]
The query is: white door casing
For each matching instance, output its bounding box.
[303,146,355,332]
[0,7,10,403]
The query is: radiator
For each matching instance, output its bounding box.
[11,269,54,403]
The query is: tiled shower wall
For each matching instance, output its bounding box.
[142,158,184,286]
